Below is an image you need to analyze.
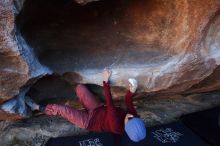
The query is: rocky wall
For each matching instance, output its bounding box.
[0,0,220,118]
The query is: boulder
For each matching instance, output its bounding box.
[0,0,220,118]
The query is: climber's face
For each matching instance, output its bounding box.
[124,113,134,124]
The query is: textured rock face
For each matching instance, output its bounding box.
[0,0,220,145]
[0,0,220,117]
[0,116,88,146]
[18,0,220,92]
[1,92,220,146]
[0,0,28,101]
[0,0,52,119]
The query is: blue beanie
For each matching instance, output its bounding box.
[125,118,146,142]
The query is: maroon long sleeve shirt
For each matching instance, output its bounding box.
[45,82,137,135]
[86,81,137,134]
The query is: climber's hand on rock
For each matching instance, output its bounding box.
[128,78,138,93]
[103,68,112,82]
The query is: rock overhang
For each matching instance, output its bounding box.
[0,0,220,118]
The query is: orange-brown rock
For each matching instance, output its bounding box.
[0,0,220,118]
[21,0,218,94]
[0,1,29,102]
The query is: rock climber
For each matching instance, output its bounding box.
[25,68,146,142]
